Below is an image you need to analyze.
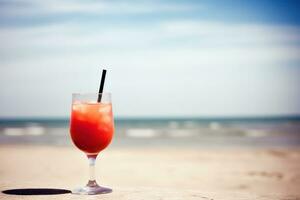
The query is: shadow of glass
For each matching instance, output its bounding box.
[2,188,71,195]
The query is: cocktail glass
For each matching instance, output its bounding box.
[69,93,114,195]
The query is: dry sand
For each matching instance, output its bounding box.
[0,145,300,200]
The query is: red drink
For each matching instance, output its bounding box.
[70,102,114,155]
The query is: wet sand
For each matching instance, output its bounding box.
[0,145,300,199]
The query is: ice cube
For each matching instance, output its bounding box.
[98,104,111,113]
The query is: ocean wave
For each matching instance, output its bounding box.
[244,129,270,137]
[126,129,160,138]
[166,130,197,138]
[3,128,24,136]
[3,125,45,136]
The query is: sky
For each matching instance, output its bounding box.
[0,0,300,118]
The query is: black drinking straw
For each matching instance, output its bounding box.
[97,69,107,102]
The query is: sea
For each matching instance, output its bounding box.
[1,117,300,148]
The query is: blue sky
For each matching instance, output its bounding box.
[0,0,300,118]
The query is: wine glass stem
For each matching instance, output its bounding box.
[87,156,99,187]
[89,157,96,181]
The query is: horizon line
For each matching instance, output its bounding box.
[1,115,300,121]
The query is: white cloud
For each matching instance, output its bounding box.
[2,20,300,46]
[1,20,300,67]
[161,21,300,45]
[0,0,201,16]
[1,16,300,117]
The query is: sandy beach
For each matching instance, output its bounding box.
[1,145,300,200]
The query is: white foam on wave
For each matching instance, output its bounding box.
[126,129,160,138]
[167,130,196,138]
[3,128,24,136]
[209,122,221,130]
[245,129,268,137]
[3,124,45,137]
[25,126,45,136]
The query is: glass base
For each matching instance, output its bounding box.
[72,180,112,195]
